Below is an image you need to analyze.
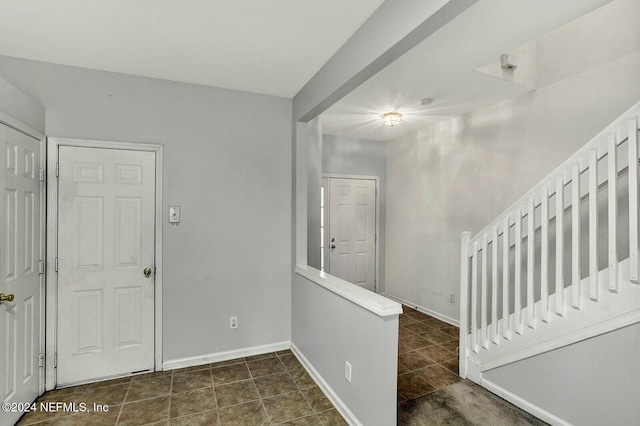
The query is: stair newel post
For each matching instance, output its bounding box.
[481,236,489,349]
[502,216,511,340]
[514,208,523,334]
[572,163,582,309]
[471,241,480,353]
[555,174,565,316]
[491,227,499,344]
[589,149,599,301]
[607,134,618,292]
[541,186,549,323]
[527,197,537,329]
[459,231,472,378]
[629,117,639,284]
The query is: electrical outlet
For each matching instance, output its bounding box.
[449,293,455,303]
[230,316,238,329]
[344,361,352,383]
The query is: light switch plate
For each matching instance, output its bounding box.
[169,206,180,224]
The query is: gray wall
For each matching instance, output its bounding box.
[385,0,640,322]
[484,322,640,426]
[306,118,323,270]
[0,75,44,132]
[322,134,388,292]
[292,273,398,425]
[0,56,293,362]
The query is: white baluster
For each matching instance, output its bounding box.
[608,135,618,292]
[514,208,523,334]
[589,150,599,301]
[492,227,499,344]
[502,216,511,340]
[572,163,582,309]
[459,232,471,378]
[541,186,549,322]
[629,117,639,284]
[471,242,479,353]
[481,236,489,349]
[555,175,565,316]
[527,197,536,328]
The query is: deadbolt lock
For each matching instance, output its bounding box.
[0,293,15,303]
[143,267,152,278]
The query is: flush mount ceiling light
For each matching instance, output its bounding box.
[382,112,402,127]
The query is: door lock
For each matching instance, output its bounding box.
[0,293,15,304]
[143,267,152,278]
[330,245,336,249]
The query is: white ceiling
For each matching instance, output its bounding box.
[0,0,384,98]
[321,0,612,141]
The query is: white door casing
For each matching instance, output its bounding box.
[328,177,376,291]
[56,146,156,385]
[0,119,44,426]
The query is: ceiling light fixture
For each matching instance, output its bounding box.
[383,112,402,127]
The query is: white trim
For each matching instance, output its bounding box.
[163,341,291,371]
[45,137,164,390]
[381,292,460,326]
[481,378,572,426]
[295,265,402,317]
[480,307,640,371]
[290,343,359,426]
[323,174,380,293]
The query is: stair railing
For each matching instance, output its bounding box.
[459,101,640,378]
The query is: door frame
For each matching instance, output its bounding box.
[45,137,163,390]
[0,111,46,397]
[322,173,379,292]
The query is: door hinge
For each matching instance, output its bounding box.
[55,257,58,272]
[38,353,44,367]
[54,353,58,368]
[38,261,45,274]
[39,169,45,181]
[55,162,59,177]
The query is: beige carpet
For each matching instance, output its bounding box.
[397,380,548,426]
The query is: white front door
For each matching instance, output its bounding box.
[328,178,376,291]
[57,146,156,385]
[0,123,43,426]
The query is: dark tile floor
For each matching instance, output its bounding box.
[396,305,461,402]
[17,350,347,426]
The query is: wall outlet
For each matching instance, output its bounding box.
[344,361,352,383]
[230,316,238,329]
[449,293,455,304]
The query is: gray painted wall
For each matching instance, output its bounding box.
[322,134,388,292]
[0,56,293,362]
[292,273,398,425]
[307,118,323,270]
[484,323,640,426]
[0,75,44,132]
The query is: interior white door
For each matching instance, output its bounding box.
[57,146,155,385]
[328,178,376,291]
[0,124,43,426]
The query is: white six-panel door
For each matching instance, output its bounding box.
[328,178,376,291]
[0,123,43,426]
[56,146,156,385]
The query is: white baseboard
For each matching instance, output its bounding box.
[290,343,360,426]
[481,378,572,426]
[381,293,460,327]
[162,341,290,371]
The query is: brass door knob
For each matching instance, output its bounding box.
[143,268,152,278]
[0,293,15,303]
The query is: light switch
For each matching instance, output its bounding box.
[169,206,180,224]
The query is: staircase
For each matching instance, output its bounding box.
[459,101,640,380]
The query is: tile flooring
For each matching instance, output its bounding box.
[17,350,347,426]
[396,306,461,402]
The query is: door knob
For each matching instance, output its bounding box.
[330,245,336,249]
[143,267,152,278]
[0,293,14,303]
[331,238,335,242]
